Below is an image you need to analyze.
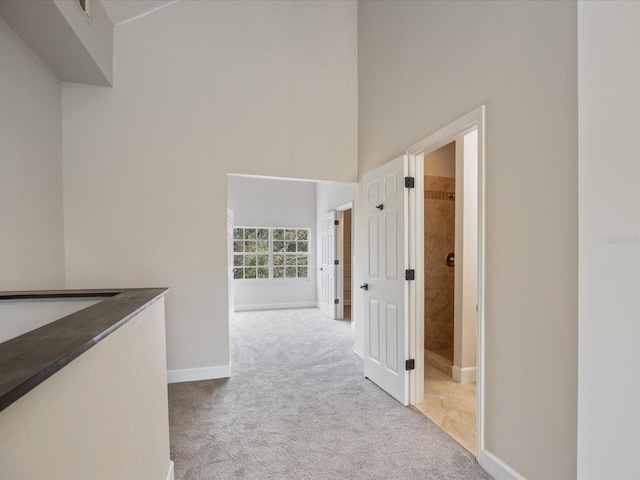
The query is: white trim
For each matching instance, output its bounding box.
[406,107,482,155]
[165,461,175,480]
[412,159,425,404]
[235,302,316,312]
[114,0,180,26]
[352,349,364,370]
[406,154,418,406]
[477,107,487,464]
[233,278,311,285]
[452,365,477,383]
[228,172,356,187]
[336,210,345,320]
[406,105,486,461]
[336,201,353,212]
[167,364,231,384]
[481,450,526,480]
[233,226,310,282]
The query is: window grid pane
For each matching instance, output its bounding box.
[232,227,309,280]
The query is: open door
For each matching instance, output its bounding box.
[319,211,338,319]
[362,155,411,405]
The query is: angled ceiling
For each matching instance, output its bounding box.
[101,0,176,25]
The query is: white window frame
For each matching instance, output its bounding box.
[232,227,310,281]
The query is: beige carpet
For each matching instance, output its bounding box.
[168,308,491,479]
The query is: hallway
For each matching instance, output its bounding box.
[168,309,489,479]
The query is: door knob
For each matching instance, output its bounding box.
[360,283,369,291]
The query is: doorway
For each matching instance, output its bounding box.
[416,132,479,455]
[355,106,485,459]
[336,204,353,322]
[406,106,485,460]
[342,208,353,322]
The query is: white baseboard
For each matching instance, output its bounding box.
[352,349,364,369]
[235,302,316,312]
[353,349,364,359]
[167,364,231,383]
[165,461,175,480]
[452,365,477,383]
[481,449,525,480]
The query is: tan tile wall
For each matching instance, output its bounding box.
[424,175,455,351]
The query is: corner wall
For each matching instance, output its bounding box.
[0,17,65,291]
[358,1,578,478]
[578,2,640,477]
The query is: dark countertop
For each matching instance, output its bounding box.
[0,288,168,413]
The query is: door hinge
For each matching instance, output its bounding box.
[405,359,415,371]
[334,259,339,265]
[405,269,415,281]
[334,298,339,304]
[334,219,339,226]
[405,176,415,188]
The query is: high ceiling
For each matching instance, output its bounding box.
[101,0,177,25]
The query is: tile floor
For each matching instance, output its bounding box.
[414,365,477,455]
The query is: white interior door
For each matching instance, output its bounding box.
[362,155,410,405]
[227,209,235,322]
[319,211,338,319]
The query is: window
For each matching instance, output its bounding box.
[233,227,309,280]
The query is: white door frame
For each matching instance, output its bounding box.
[227,209,235,322]
[406,106,486,461]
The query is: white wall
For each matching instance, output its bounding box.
[0,17,66,291]
[578,2,640,477]
[228,175,317,309]
[358,2,578,478]
[62,1,358,374]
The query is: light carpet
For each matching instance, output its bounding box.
[168,308,491,479]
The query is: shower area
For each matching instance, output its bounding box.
[424,142,456,376]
